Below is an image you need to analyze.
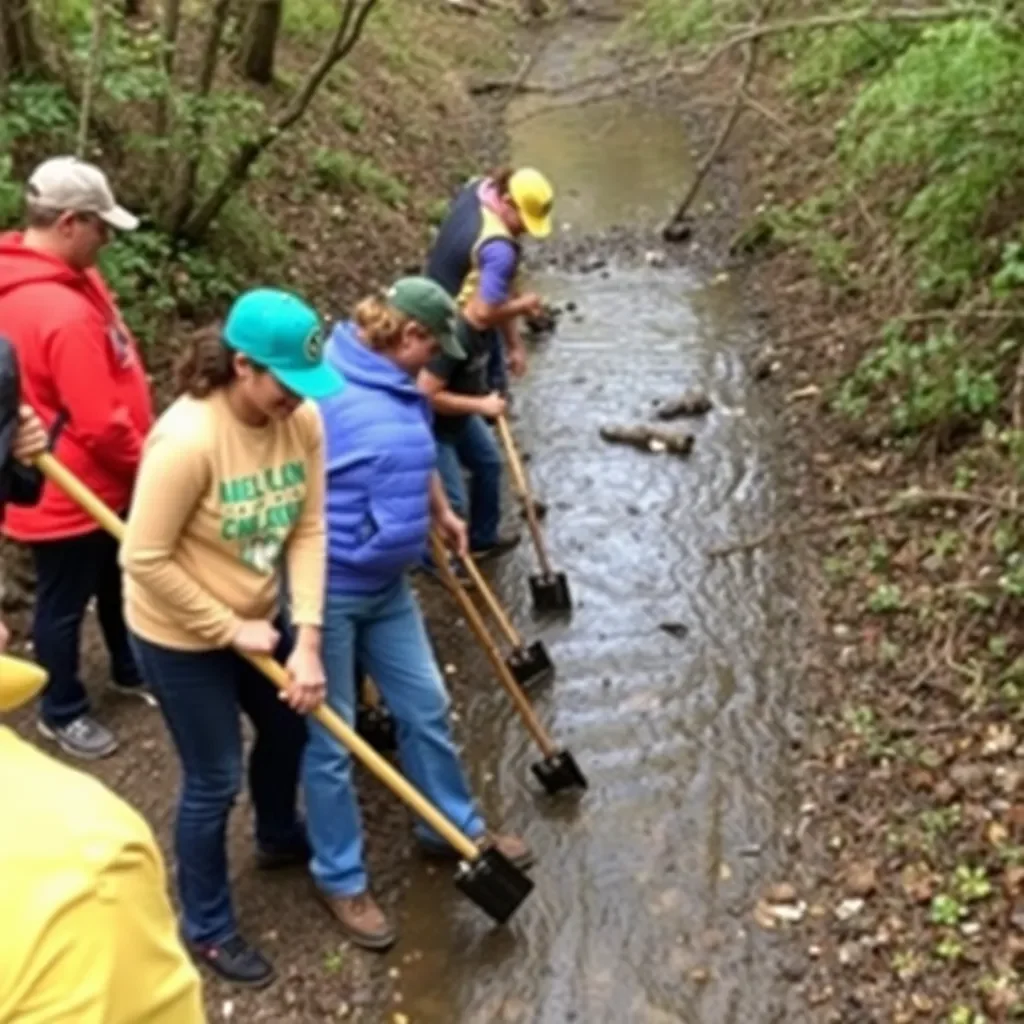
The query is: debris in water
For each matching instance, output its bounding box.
[654,390,712,420]
[658,621,688,640]
[599,424,694,456]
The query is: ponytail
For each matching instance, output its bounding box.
[173,325,237,399]
[352,295,412,353]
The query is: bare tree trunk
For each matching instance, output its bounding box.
[180,0,379,242]
[165,0,233,234]
[0,0,42,82]
[236,0,282,84]
[77,0,108,157]
[153,0,183,139]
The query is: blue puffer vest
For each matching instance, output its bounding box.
[317,323,435,595]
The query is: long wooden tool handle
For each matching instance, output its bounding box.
[458,552,522,649]
[431,534,556,757]
[494,417,553,576]
[34,454,479,861]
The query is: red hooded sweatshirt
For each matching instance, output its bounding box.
[0,232,154,541]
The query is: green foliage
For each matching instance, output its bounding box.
[834,322,1000,436]
[98,231,242,339]
[0,81,78,225]
[787,22,918,98]
[839,20,1024,297]
[993,237,1024,297]
[632,0,738,48]
[311,149,408,207]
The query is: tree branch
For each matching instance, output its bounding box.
[179,0,380,242]
[660,32,759,237]
[507,4,1002,104]
[709,488,1024,558]
[165,0,233,234]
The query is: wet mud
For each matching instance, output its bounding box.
[389,22,808,1024]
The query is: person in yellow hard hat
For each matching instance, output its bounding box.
[420,166,554,563]
[0,336,206,1023]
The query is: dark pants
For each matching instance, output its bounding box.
[487,331,508,395]
[129,628,308,945]
[436,414,503,550]
[32,527,142,727]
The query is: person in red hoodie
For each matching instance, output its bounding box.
[0,155,155,760]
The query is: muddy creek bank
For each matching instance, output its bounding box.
[389,23,806,1024]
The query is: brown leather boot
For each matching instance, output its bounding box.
[315,890,396,951]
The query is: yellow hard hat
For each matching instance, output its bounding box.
[0,654,48,712]
[508,168,554,240]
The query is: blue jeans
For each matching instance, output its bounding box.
[303,578,484,897]
[435,414,502,551]
[32,526,143,727]
[129,629,308,945]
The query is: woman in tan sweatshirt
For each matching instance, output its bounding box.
[120,288,344,990]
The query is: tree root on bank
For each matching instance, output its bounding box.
[599,424,695,456]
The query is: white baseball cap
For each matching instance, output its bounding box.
[26,156,139,231]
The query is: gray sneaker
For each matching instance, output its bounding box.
[38,715,118,760]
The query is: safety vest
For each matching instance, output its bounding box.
[425,178,521,309]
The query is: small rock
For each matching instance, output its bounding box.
[662,218,693,244]
[781,956,808,981]
[766,882,798,904]
[933,779,958,804]
[689,966,709,984]
[837,942,861,967]
[949,762,988,791]
[995,766,1024,796]
[644,249,667,268]
[983,723,1017,756]
[834,897,865,921]
[844,861,878,897]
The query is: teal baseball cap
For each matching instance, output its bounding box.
[223,288,345,400]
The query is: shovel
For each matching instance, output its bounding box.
[34,452,534,925]
[494,415,572,613]
[431,533,586,795]
[456,552,555,690]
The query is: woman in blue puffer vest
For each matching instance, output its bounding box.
[304,277,533,952]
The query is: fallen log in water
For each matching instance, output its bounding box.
[653,389,712,420]
[599,424,694,456]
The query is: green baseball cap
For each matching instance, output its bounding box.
[223,288,345,400]
[386,276,464,359]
